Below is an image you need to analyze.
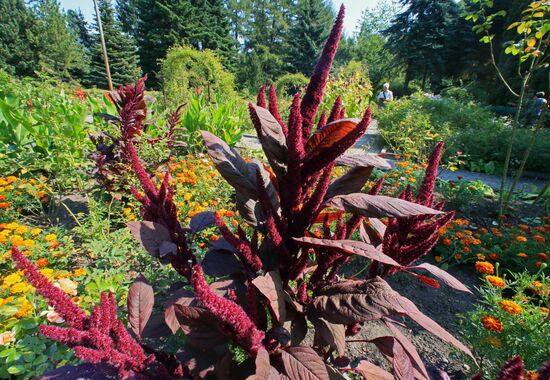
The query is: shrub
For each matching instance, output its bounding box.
[274,72,309,97]
[11,7,476,379]
[160,46,235,108]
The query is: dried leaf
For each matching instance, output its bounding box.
[127,221,173,261]
[408,263,472,294]
[250,105,288,177]
[336,153,392,170]
[326,194,443,218]
[324,166,373,200]
[354,360,395,380]
[281,346,329,380]
[253,271,286,324]
[202,249,244,277]
[190,211,217,234]
[294,237,402,267]
[127,275,154,340]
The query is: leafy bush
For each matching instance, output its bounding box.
[459,271,549,378]
[160,46,235,108]
[274,72,309,97]
[10,8,476,379]
[377,93,550,173]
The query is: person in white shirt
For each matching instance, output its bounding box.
[377,83,394,108]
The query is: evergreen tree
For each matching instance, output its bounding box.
[287,0,334,76]
[88,0,141,88]
[385,0,462,91]
[31,0,86,79]
[0,0,39,76]
[115,0,139,38]
[67,9,94,51]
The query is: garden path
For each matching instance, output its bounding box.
[238,119,547,192]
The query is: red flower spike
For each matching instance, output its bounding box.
[268,84,287,136]
[248,102,263,141]
[126,141,158,201]
[301,4,345,136]
[257,85,267,108]
[192,265,265,355]
[11,247,87,329]
[316,110,327,131]
[417,141,444,206]
[327,96,342,124]
[285,93,305,213]
[339,106,346,119]
[369,177,385,195]
[537,361,550,380]
[497,356,525,380]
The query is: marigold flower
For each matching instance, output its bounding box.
[484,336,502,348]
[536,252,548,261]
[540,307,549,315]
[442,238,451,246]
[0,331,15,345]
[516,236,527,242]
[532,235,545,243]
[0,202,9,210]
[11,282,32,294]
[475,261,494,275]
[526,371,539,380]
[518,224,529,230]
[535,261,543,268]
[3,273,22,287]
[517,252,528,259]
[56,278,78,296]
[72,268,86,277]
[454,253,462,260]
[481,315,502,332]
[486,276,505,288]
[36,258,48,267]
[463,246,471,253]
[476,254,486,260]
[499,300,523,315]
[489,253,500,261]
[434,256,442,263]
[44,234,57,243]
[15,298,33,318]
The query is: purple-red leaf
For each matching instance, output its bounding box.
[281,346,330,380]
[172,304,229,349]
[247,347,281,380]
[309,311,346,357]
[360,219,385,247]
[189,211,217,234]
[336,153,392,170]
[37,363,119,380]
[127,221,173,261]
[249,105,288,177]
[325,194,443,218]
[252,271,286,324]
[305,119,359,155]
[353,360,395,380]
[294,237,402,267]
[202,249,244,277]
[408,263,473,294]
[369,336,414,380]
[324,166,373,201]
[127,275,154,340]
[384,321,430,380]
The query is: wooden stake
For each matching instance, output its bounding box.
[93,0,113,91]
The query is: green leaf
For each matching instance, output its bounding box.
[7,365,26,375]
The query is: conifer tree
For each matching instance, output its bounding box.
[287,0,334,76]
[88,0,141,88]
[115,0,139,38]
[0,0,39,76]
[67,9,94,51]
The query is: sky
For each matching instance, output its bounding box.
[58,0,378,36]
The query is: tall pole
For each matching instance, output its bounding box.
[93,0,113,91]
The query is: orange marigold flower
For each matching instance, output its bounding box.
[36,258,48,268]
[533,235,545,243]
[516,236,528,242]
[442,238,451,246]
[537,252,548,261]
[454,253,462,261]
[489,253,500,261]
[518,224,529,230]
[526,371,539,380]
[463,246,471,253]
[481,315,502,332]
[0,202,9,209]
[540,307,549,315]
[434,256,442,263]
[517,252,528,259]
[499,300,523,315]
[535,261,543,268]
[486,276,505,288]
[475,261,494,275]
[532,281,543,288]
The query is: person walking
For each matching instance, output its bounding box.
[377,83,394,108]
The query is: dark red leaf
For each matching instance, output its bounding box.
[309,311,345,357]
[172,303,229,349]
[383,321,430,380]
[305,119,360,155]
[325,194,443,218]
[369,336,414,380]
[190,211,217,234]
[324,166,373,201]
[127,275,154,340]
[359,219,385,247]
[247,347,281,380]
[252,271,286,324]
[202,249,244,277]
[127,221,173,261]
[353,360,394,380]
[281,346,330,380]
[37,363,119,380]
[407,263,473,294]
[293,237,402,267]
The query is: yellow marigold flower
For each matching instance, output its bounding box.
[434,256,442,263]
[14,226,28,234]
[486,276,505,288]
[10,235,23,244]
[184,193,192,201]
[44,234,57,242]
[73,268,86,277]
[40,268,55,279]
[15,298,33,318]
[516,236,528,242]
[0,331,16,345]
[499,300,523,315]
[21,239,35,248]
[532,281,543,288]
[30,228,42,236]
[475,261,494,275]
[122,208,132,216]
[476,254,486,261]
[408,177,416,183]
[11,282,32,294]
[0,296,14,307]
[540,307,549,315]
[484,336,502,348]
[481,315,502,332]
[3,273,22,287]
